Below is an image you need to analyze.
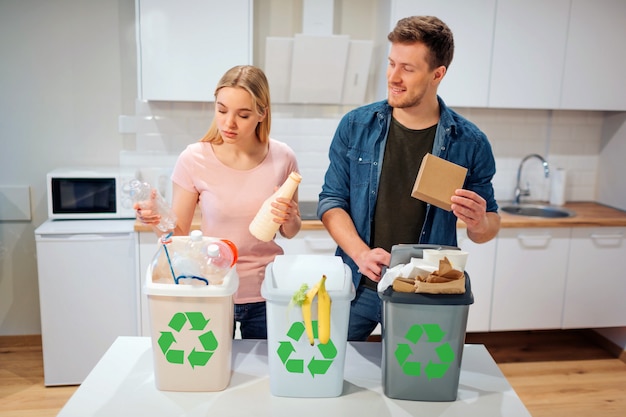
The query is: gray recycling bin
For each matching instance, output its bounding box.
[380,244,474,402]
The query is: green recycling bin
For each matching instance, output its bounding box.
[380,270,473,401]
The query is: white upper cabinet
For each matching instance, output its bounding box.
[391,0,626,110]
[488,0,570,109]
[390,0,496,108]
[560,0,626,111]
[137,0,253,102]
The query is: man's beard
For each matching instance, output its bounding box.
[387,86,424,108]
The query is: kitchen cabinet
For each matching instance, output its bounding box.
[491,228,571,331]
[560,0,626,110]
[562,227,626,328]
[488,0,570,109]
[137,0,252,101]
[391,0,626,110]
[390,0,495,108]
[457,228,496,332]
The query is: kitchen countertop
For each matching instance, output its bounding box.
[134,201,626,232]
[495,201,626,228]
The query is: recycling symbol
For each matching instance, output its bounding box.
[276,321,337,377]
[157,312,218,369]
[395,323,455,379]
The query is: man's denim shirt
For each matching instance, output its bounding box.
[318,97,498,288]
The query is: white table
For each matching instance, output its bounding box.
[57,337,531,417]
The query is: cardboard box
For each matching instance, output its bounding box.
[411,153,467,211]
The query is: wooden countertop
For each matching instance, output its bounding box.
[134,201,626,232]
[496,201,626,228]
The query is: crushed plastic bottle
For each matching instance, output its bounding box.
[130,179,177,233]
[170,230,205,284]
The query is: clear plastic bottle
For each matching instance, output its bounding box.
[249,171,302,242]
[202,240,237,285]
[186,230,204,252]
[130,179,177,233]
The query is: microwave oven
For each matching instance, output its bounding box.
[47,167,139,220]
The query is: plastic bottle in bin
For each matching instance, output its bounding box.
[203,240,237,285]
[171,230,205,282]
[130,179,177,233]
[172,231,238,285]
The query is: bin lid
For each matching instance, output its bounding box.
[386,243,459,272]
[261,255,355,302]
[380,272,474,306]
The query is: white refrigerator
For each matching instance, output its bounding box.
[35,219,139,385]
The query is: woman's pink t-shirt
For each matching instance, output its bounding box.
[171,139,299,304]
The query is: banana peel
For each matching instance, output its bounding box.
[301,280,320,345]
[317,275,331,344]
[297,275,332,345]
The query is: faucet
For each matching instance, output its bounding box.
[514,154,550,204]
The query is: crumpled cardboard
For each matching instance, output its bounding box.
[392,257,466,294]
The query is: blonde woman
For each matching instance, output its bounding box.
[137,65,301,339]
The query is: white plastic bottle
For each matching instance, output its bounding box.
[249,171,302,242]
[202,240,236,285]
[549,168,567,206]
[130,179,177,233]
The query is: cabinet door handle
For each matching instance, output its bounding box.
[516,234,552,248]
[589,233,623,247]
[590,233,623,240]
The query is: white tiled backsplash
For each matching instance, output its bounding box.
[122,99,603,204]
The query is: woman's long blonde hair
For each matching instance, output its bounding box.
[200,65,271,145]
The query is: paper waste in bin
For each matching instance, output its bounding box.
[145,236,239,392]
[261,255,355,397]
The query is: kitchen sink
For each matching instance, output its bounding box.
[500,203,575,218]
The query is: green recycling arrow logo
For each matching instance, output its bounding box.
[394,323,455,379]
[276,321,337,377]
[157,312,218,369]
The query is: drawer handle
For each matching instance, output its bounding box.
[516,234,552,248]
[589,233,623,247]
[590,233,623,240]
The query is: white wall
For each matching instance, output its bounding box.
[127,102,604,204]
[0,0,136,335]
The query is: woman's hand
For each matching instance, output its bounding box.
[274,197,302,238]
[134,188,161,226]
[272,197,299,224]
